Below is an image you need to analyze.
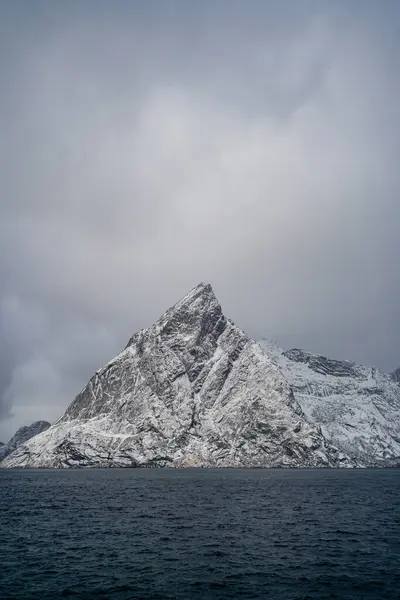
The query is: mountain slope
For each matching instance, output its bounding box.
[0,421,51,462]
[260,340,400,466]
[1,284,344,468]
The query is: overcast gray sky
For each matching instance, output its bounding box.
[1,0,399,441]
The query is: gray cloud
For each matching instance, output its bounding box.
[1,0,399,440]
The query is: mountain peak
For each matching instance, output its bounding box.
[176,282,215,305]
[150,282,224,348]
[123,283,220,351]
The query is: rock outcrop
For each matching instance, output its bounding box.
[391,367,400,383]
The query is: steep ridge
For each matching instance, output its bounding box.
[0,421,50,462]
[1,284,344,468]
[259,340,400,467]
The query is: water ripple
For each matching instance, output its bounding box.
[0,468,399,599]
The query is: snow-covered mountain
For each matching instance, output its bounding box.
[2,283,399,468]
[259,340,400,466]
[1,283,346,468]
[0,420,50,462]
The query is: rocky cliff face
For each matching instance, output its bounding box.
[0,420,51,462]
[1,283,346,468]
[259,340,400,467]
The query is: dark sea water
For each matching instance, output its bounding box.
[1,469,399,600]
